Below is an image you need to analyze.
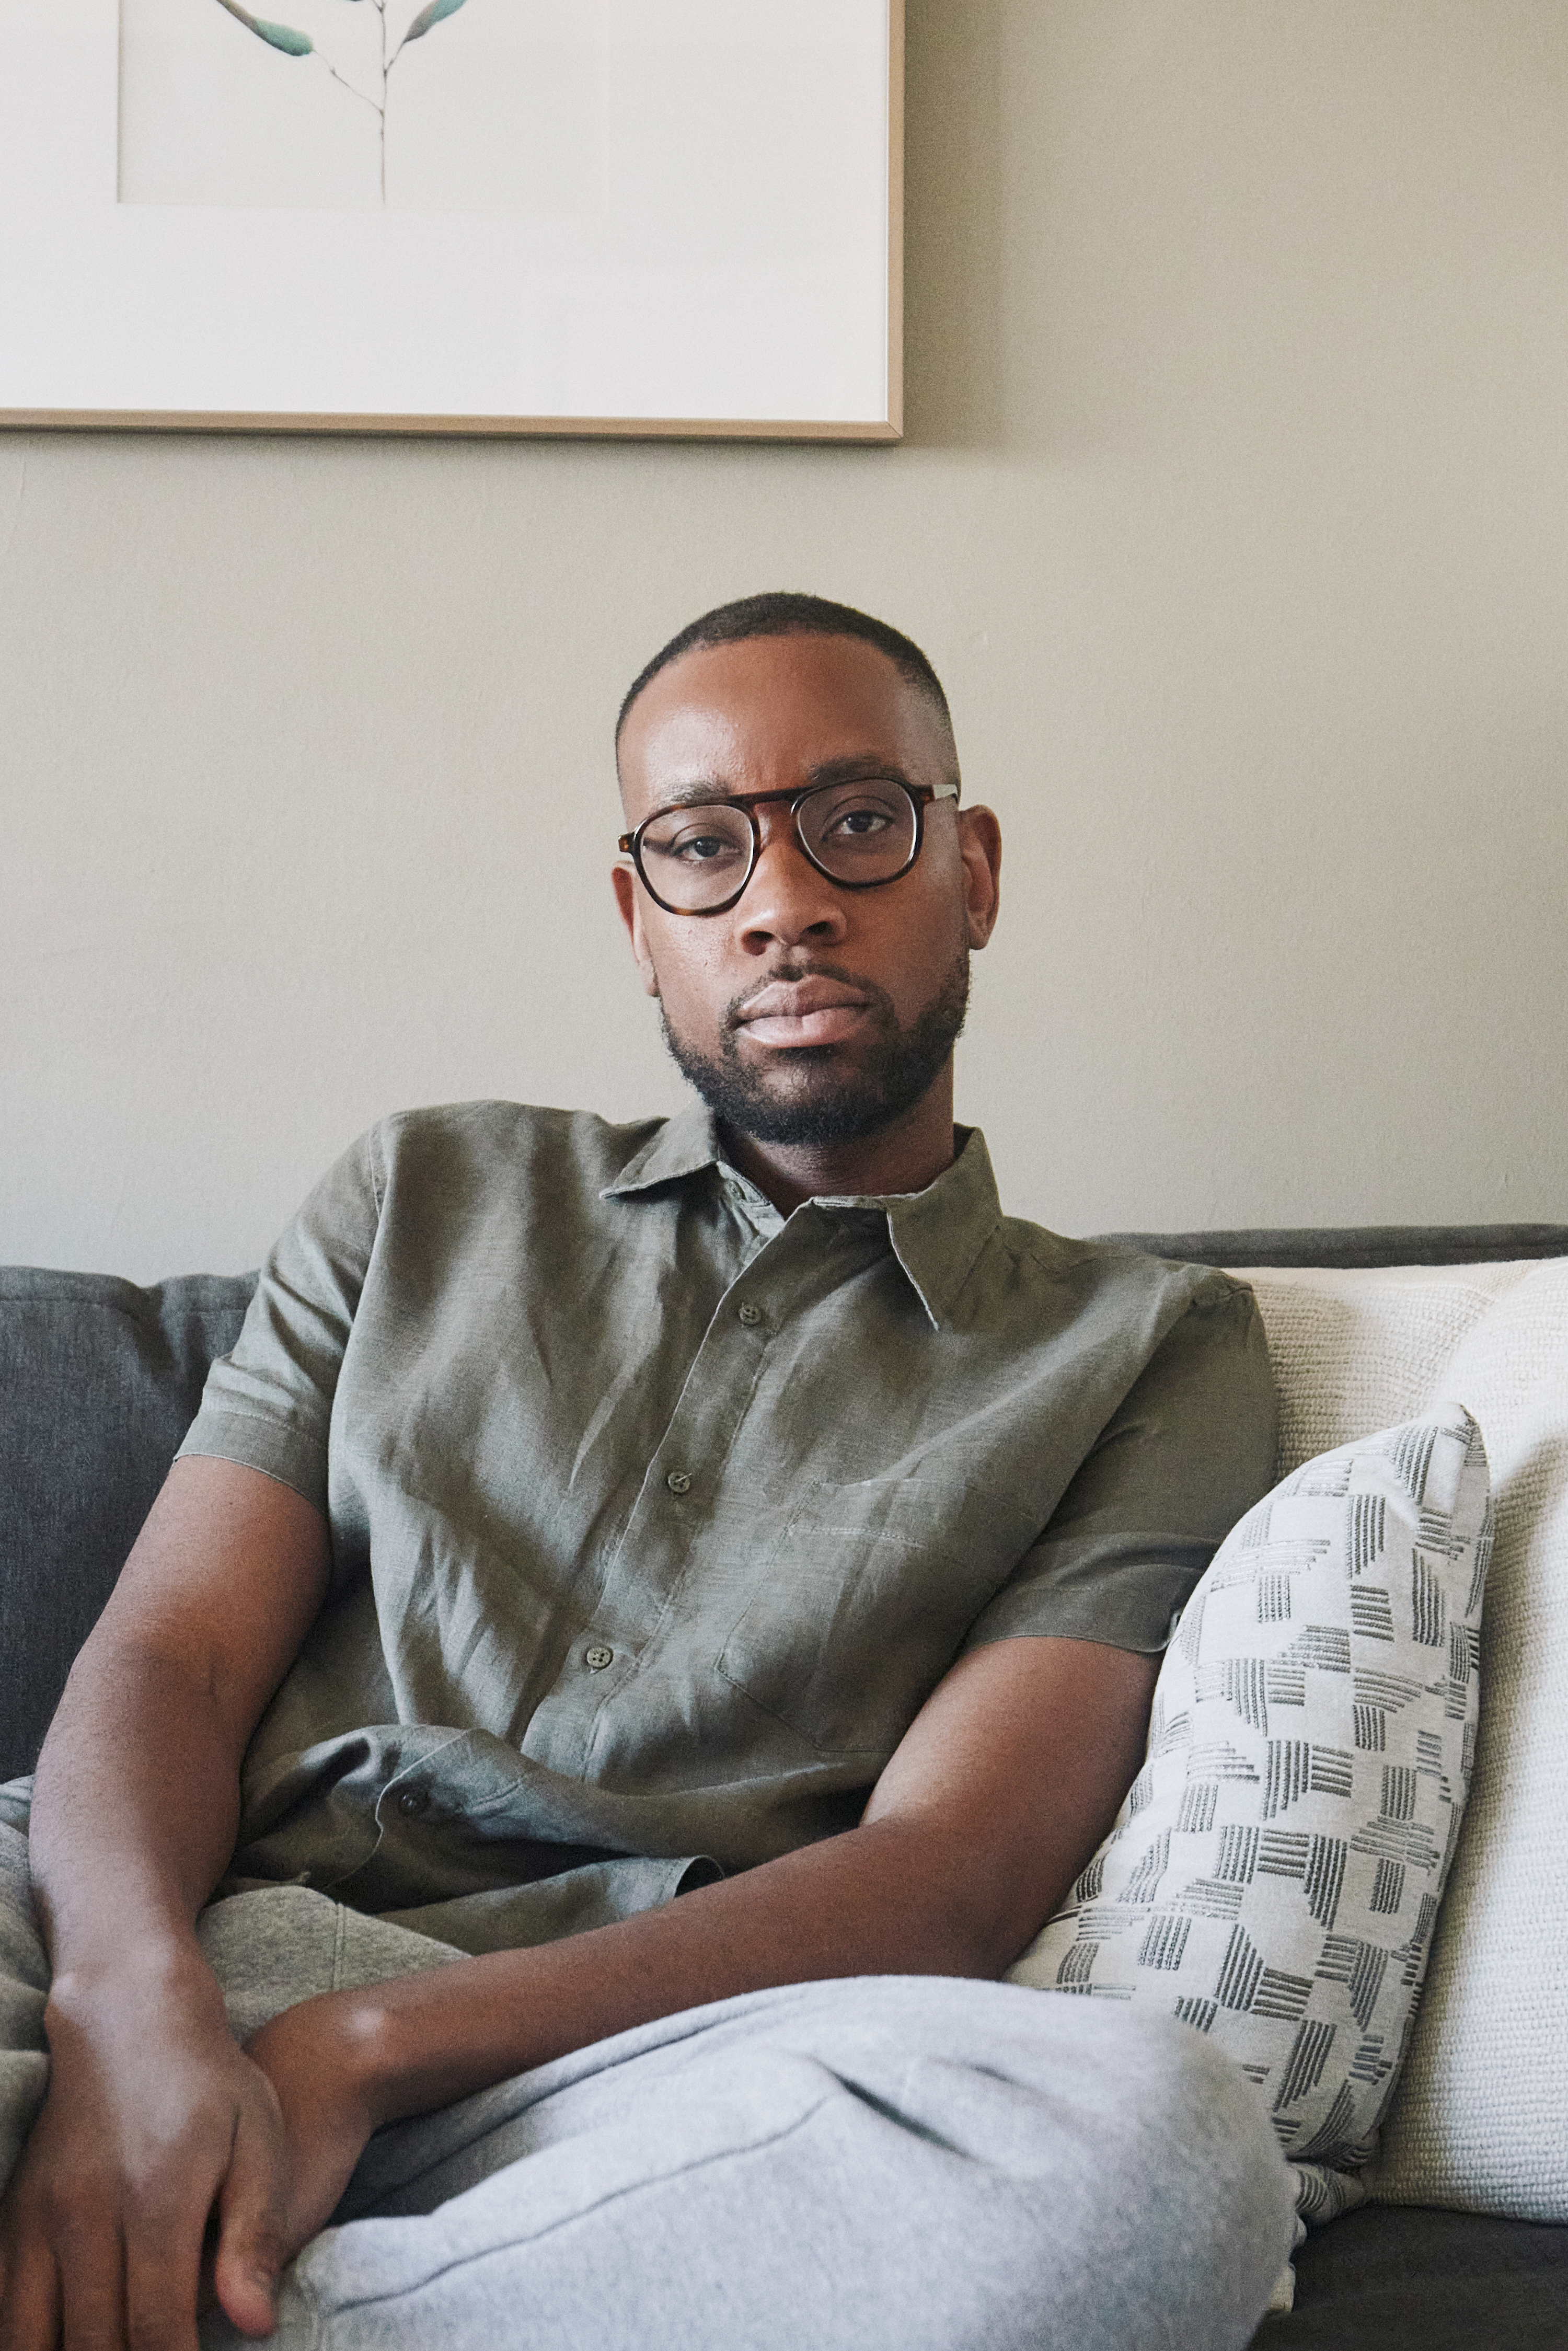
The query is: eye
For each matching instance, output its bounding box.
[805,783,911,847]
[672,830,736,864]
[823,801,896,840]
[641,809,751,868]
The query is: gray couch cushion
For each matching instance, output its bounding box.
[1093,1224,1568,1269]
[1251,2204,1568,2347]
[0,1267,256,1781]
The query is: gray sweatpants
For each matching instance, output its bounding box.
[0,1830,1294,2351]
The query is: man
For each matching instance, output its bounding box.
[0,595,1293,2351]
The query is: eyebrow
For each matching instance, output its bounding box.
[648,755,918,813]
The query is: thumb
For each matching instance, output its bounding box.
[211,2112,291,2339]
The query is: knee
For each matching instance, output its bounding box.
[804,1976,1292,2223]
[995,1987,1291,2194]
[769,1980,1296,2349]
[1001,1996,1297,2343]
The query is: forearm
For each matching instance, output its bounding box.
[289,1808,1007,2131]
[0,1465,341,2347]
[28,1455,331,1986]
[30,1643,246,1980]
[291,1637,1156,2135]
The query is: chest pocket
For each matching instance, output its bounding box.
[715,1473,1022,1760]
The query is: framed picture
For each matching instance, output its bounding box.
[0,0,902,438]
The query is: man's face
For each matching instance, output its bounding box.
[613,632,1001,1148]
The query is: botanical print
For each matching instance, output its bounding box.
[15,2,891,431]
[209,0,470,204]
[118,1,884,240]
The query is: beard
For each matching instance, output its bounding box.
[660,951,971,1149]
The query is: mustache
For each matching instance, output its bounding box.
[725,960,896,1029]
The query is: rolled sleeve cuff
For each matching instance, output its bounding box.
[175,1407,329,1519]
[961,1529,1223,1656]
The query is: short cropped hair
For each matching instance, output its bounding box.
[616,592,953,747]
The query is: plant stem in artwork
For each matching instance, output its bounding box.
[377,0,388,204]
[211,0,471,208]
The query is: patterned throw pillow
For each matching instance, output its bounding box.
[1007,1403,1492,2232]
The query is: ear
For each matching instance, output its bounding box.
[612,862,662,998]
[955,805,1002,950]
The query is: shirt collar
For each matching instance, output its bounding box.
[603,1104,1002,1331]
[811,1130,1001,1329]
[601,1099,728,1195]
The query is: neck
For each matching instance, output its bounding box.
[719,1070,959,1216]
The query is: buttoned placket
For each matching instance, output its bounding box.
[518,1202,897,1781]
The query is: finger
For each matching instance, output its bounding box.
[123,2209,208,2351]
[55,2217,124,2351]
[210,2122,289,2341]
[0,2234,62,2351]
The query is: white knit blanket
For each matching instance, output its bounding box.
[1235,1258,1568,2220]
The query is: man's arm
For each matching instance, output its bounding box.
[244,1631,1156,2248]
[2,1454,1155,2351]
[0,1456,332,2351]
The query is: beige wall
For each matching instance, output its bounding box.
[4,0,1566,1282]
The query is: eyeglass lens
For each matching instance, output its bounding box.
[638,780,919,912]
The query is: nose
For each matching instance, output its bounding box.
[732,813,848,956]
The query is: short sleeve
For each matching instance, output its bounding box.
[175,1128,383,1518]
[963,1271,1277,1656]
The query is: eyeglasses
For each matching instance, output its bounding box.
[619,778,959,917]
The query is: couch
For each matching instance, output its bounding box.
[3,1223,1566,2348]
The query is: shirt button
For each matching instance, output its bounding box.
[737,1301,762,1326]
[585,1644,614,1670]
[666,1469,691,1494]
[395,1787,428,1817]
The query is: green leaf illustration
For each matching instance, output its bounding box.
[402,0,467,44]
[211,0,314,54]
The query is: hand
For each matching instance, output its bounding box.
[240,1994,380,2260]
[0,1968,292,2351]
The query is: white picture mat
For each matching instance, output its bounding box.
[0,0,900,433]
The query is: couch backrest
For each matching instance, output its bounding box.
[0,1268,257,1782]
[1096,1222,1568,1269]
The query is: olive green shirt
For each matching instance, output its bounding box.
[178,1100,1275,1954]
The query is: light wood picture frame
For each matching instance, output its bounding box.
[0,0,903,440]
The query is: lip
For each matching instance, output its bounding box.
[733,975,872,1050]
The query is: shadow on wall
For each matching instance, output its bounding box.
[903,0,1006,451]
